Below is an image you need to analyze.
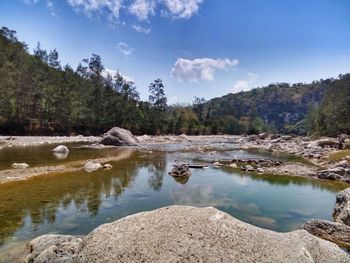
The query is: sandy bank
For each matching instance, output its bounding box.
[0,135,100,148]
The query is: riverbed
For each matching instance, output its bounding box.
[0,140,348,262]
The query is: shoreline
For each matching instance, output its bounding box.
[0,134,349,185]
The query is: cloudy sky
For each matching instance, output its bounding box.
[1,0,350,103]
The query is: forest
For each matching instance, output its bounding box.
[0,26,349,137]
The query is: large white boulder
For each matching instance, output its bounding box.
[100,127,137,146]
[73,206,349,263]
[52,145,69,153]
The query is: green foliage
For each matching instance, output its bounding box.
[0,27,349,137]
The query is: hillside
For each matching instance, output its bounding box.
[202,75,350,136]
[0,26,349,136]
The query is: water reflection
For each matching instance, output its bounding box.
[53,151,69,160]
[0,147,348,259]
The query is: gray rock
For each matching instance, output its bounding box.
[169,163,191,178]
[318,172,342,180]
[24,234,81,263]
[258,133,268,139]
[333,187,350,226]
[317,138,339,148]
[303,220,350,249]
[71,206,350,263]
[342,171,350,182]
[100,127,137,146]
[52,145,69,153]
[247,134,258,141]
[245,165,255,171]
[327,167,346,176]
[333,160,349,169]
[12,163,29,169]
[84,161,103,173]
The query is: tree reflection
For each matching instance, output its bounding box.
[147,153,167,191]
[0,148,146,246]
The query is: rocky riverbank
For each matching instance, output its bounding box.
[0,135,99,148]
[1,132,349,184]
[23,206,350,263]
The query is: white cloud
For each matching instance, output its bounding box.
[117,42,133,57]
[26,0,204,30]
[162,0,203,19]
[103,67,133,82]
[129,0,156,21]
[171,57,239,82]
[132,24,151,34]
[67,0,123,19]
[233,73,259,92]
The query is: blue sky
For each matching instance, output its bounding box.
[1,0,350,103]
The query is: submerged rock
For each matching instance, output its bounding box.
[12,163,29,169]
[100,127,137,146]
[333,187,350,226]
[303,220,350,249]
[52,145,69,153]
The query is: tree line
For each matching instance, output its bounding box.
[0,27,349,136]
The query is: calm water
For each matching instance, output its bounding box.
[0,144,348,262]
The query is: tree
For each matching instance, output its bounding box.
[149,79,167,111]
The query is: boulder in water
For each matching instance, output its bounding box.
[52,145,69,153]
[84,161,103,173]
[100,127,137,146]
[168,163,191,178]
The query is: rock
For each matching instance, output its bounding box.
[333,187,350,226]
[100,127,137,146]
[213,161,222,167]
[52,145,69,153]
[317,138,339,148]
[281,135,293,141]
[70,206,350,263]
[247,134,258,142]
[229,163,237,168]
[245,165,255,171]
[303,220,350,249]
[321,167,346,176]
[136,134,152,143]
[103,163,113,169]
[342,171,350,182]
[84,161,103,173]
[333,160,349,168]
[168,163,191,178]
[317,172,342,180]
[12,163,29,169]
[256,168,264,173]
[24,234,82,263]
[258,133,268,139]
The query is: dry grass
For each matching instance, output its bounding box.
[328,150,350,162]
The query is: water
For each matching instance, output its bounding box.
[0,144,348,262]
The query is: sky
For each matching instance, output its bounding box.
[1,0,350,103]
